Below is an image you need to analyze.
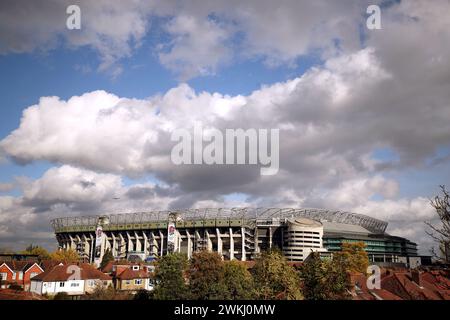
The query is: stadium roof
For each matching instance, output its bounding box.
[51,208,388,234]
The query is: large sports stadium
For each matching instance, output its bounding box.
[51,208,418,265]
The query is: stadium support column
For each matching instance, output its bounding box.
[68,235,76,250]
[186,230,193,259]
[143,231,148,257]
[216,228,223,256]
[89,233,95,263]
[134,231,141,252]
[111,233,117,257]
[159,231,164,256]
[127,232,133,254]
[241,227,246,261]
[229,228,235,260]
[119,233,126,259]
[269,226,273,248]
[206,230,213,251]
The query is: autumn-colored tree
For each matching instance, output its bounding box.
[222,260,256,300]
[252,249,303,300]
[153,253,189,300]
[85,285,132,300]
[188,250,227,300]
[100,249,114,270]
[50,248,80,263]
[22,244,51,260]
[334,242,369,273]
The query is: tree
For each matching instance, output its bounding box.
[21,244,51,260]
[299,252,328,300]
[252,249,302,300]
[333,242,369,273]
[85,285,131,300]
[153,252,189,300]
[50,248,80,263]
[425,185,450,262]
[100,249,114,270]
[223,260,256,300]
[188,251,227,300]
[299,252,350,300]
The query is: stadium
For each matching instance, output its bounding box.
[50,208,418,265]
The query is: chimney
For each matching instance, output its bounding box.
[411,269,422,286]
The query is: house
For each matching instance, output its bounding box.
[30,263,112,296]
[348,268,450,300]
[104,262,154,292]
[0,261,44,290]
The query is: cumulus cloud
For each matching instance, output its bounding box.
[0,0,154,76]
[0,0,377,78]
[158,14,232,80]
[1,0,449,254]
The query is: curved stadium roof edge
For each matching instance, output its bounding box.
[51,208,388,234]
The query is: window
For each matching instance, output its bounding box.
[88,280,95,286]
[134,279,142,285]
[59,282,65,287]
[0,272,7,281]
[18,272,23,280]
[132,266,139,271]
[126,280,131,285]
[12,272,16,279]
[70,283,79,287]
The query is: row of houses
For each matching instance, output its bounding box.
[348,269,450,300]
[2,258,449,299]
[1,259,155,297]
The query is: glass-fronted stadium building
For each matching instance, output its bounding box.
[50,208,418,264]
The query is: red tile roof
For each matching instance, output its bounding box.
[0,260,40,272]
[32,263,111,282]
[116,268,150,280]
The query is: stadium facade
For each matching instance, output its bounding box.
[50,208,418,265]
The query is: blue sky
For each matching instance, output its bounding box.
[0,0,449,254]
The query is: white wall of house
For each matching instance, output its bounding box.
[31,280,85,295]
[30,280,42,294]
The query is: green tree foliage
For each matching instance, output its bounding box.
[21,244,51,260]
[100,249,114,270]
[333,242,369,273]
[252,249,302,300]
[223,260,256,300]
[298,252,328,300]
[188,250,227,300]
[299,252,351,300]
[153,252,189,300]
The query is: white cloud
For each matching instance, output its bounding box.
[1,0,449,253]
[159,14,232,80]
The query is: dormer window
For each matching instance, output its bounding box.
[132,265,139,271]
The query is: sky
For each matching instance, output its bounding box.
[0,0,449,254]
